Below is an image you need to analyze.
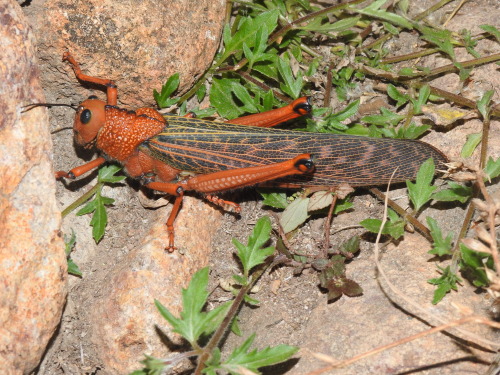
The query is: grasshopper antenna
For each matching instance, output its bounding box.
[22,103,78,112]
[22,103,78,133]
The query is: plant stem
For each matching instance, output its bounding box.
[61,183,100,218]
[194,261,271,374]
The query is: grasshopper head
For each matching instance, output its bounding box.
[74,96,106,147]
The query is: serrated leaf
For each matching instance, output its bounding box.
[432,182,472,203]
[419,26,455,61]
[484,156,500,180]
[98,164,125,183]
[460,132,482,158]
[259,191,288,209]
[210,78,247,119]
[155,268,231,346]
[222,10,279,60]
[231,83,259,114]
[426,216,453,256]
[233,217,275,277]
[221,334,299,374]
[277,58,303,99]
[428,265,462,304]
[406,158,437,212]
[153,73,180,108]
[280,196,310,233]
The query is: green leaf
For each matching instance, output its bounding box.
[243,25,275,70]
[233,217,275,277]
[210,78,247,119]
[64,230,76,256]
[76,199,98,216]
[361,107,405,127]
[259,191,288,209]
[153,73,180,109]
[280,196,310,233]
[90,194,108,242]
[406,158,437,212]
[419,26,456,61]
[360,209,405,240]
[322,100,360,131]
[412,84,430,114]
[98,164,126,183]
[400,122,431,140]
[432,182,472,203]
[398,67,417,76]
[479,24,500,43]
[484,156,500,180]
[138,354,170,374]
[67,258,82,277]
[222,10,279,61]
[387,84,409,108]
[276,57,304,99]
[460,243,492,287]
[298,16,361,33]
[340,236,360,254]
[426,217,453,256]
[231,83,259,114]
[354,0,413,29]
[219,334,299,374]
[428,265,462,304]
[477,90,494,119]
[155,267,231,346]
[334,199,353,214]
[460,132,482,158]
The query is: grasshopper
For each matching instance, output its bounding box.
[53,52,447,251]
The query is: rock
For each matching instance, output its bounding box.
[0,1,67,374]
[89,196,221,374]
[23,0,226,108]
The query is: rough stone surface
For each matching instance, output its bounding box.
[0,1,67,374]
[24,0,226,108]
[89,196,221,374]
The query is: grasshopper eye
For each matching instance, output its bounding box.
[80,109,92,124]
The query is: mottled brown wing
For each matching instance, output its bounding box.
[141,116,447,187]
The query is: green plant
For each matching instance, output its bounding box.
[130,217,298,375]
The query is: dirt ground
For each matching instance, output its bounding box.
[31,1,499,374]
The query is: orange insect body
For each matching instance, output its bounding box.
[57,52,446,251]
[58,52,314,250]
